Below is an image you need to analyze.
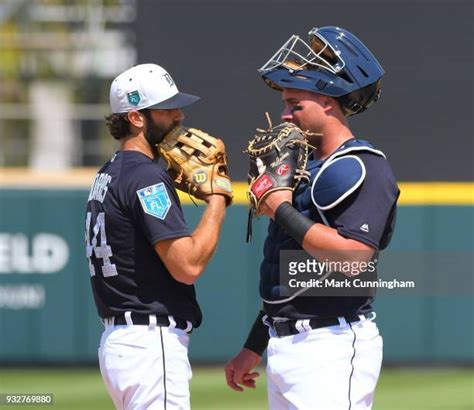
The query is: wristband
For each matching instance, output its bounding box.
[243,311,270,356]
[274,202,314,245]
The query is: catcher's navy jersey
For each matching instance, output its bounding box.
[85,151,202,326]
[260,140,399,319]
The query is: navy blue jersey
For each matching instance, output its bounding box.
[324,152,398,250]
[260,140,400,319]
[85,151,202,327]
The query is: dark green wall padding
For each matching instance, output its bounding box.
[0,190,472,363]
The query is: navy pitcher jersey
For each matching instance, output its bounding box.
[85,151,202,327]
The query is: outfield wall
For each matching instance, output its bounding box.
[0,177,472,364]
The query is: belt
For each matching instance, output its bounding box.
[103,312,193,333]
[266,313,370,337]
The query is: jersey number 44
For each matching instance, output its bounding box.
[85,212,118,278]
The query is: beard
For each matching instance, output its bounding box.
[145,117,180,147]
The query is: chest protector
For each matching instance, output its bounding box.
[260,139,386,303]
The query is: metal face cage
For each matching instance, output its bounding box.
[259,28,345,75]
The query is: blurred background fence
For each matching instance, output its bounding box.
[0,182,472,364]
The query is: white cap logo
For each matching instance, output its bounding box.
[163,73,175,87]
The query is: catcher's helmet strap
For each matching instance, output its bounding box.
[311,155,365,211]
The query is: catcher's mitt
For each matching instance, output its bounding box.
[158,126,233,206]
[246,121,311,241]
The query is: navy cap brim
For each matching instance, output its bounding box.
[148,92,200,110]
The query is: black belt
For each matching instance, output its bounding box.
[268,314,367,337]
[106,313,193,333]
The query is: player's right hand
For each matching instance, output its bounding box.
[224,348,262,392]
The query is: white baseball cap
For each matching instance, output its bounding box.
[109,63,200,113]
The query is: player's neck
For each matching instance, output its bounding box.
[315,123,354,160]
[121,133,156,160]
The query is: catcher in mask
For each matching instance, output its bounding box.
[225,27,399,409]
[86,63,231,410]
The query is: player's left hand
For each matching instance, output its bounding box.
[158,126,233,206]
[246,121,310,214]
[224,348,262,392]
[245,121,312,241]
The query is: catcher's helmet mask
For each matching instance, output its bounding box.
[259,27,384,116]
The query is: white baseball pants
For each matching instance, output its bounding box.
[266,315,383,410]
[98,323,192,410]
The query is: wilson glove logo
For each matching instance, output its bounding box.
[193,170,207,185]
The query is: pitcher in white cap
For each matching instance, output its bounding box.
[86,63,229,409]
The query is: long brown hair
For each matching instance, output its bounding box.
[105,113,131,140]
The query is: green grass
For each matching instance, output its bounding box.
[0,367,472,410]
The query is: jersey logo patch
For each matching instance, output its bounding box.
[360,223,369,232]
[137,183,171,220]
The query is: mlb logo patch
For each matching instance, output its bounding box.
[137,183,171,220]
[127,91,141,106]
